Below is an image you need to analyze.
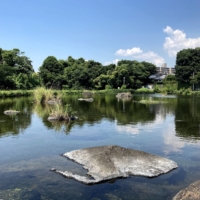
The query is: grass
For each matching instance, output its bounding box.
[135,88,154,94]
[49,104,76,121]
[134,99,167,104]
[0,90,33,98]
[33,87,58,103]
[93,89,135,94]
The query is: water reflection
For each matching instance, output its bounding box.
[1,94,200,199]
[0,97,33,137]
[1,94,200,142]
[175,96,200,140]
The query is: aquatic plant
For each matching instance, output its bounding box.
[33,87,55,103]
[49,104,76,121]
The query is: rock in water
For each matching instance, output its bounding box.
[116,92,132,99]
[173,180,200,200]
[53,145,178,184]
[4,110,20,115]
[78,98,93,102]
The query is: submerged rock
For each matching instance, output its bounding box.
[116,92,132,99]
[53,145,178,184]
[4,110,20,115]
[47,99,61,105]
[47,116,60,121]
[78,98,93,102]
[173,180,200,200]
[48,116,78,121]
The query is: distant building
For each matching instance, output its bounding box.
[149,63,175,82]
[156,63,175,75]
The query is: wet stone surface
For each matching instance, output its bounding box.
[54,145,178,184]
[173,180,200,200]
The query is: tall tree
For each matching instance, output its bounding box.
[175,48,200,88]
[39,56,65,88]
[0,48,35,89]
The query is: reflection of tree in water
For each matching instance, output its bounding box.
[33,94,180,135]
[0,97,33,137]
[175,96,200,140]
[33,103,51,119]
[33,102,74,134]
[45,95,158,128]
[48,120,73,134]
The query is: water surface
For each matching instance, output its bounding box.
[0,94,200,200]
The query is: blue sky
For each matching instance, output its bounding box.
[1,0,200,71]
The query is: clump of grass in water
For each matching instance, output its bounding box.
[49,104,76,121]
[33,87,55,103]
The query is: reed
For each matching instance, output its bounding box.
[33,87,55,103]
[49,104,76,121]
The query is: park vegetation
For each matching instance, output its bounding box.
[1,47,200,96]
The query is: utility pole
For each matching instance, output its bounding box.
[193,72,194,91]
[123,77,125,85]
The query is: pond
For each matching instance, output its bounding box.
[0,94,200,200]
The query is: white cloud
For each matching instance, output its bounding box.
[114,47,164,67]
[104,59,119,65]
[134,51,165,67]
[163,26,200,57]
[116,114,164,136]
[116,125,140,135]
[116,47,143,56]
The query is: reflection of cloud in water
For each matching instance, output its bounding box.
[163,123,185,154]
[116,114,164,135]
[116,125,140,135]
[163,122,200,154]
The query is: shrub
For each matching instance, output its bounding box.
[33,87,55,103]
[105,85,112,90]
[135,88,154,94]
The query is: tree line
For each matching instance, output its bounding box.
[0,47,200,90]
[39,56,157,89]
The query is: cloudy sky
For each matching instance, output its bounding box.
[0,0,200,71]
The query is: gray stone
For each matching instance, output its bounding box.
[116,93,132,99]
[173,180,200,200]
[47,116,60,121]
[53,145,178,184]
[4,110,20,115]
[47,99,61,105]
[78,98,93,102]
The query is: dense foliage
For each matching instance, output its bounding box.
[0,48,40,89]
[39,56,156,90]
[0,47,157,90]
[175,48,200,89]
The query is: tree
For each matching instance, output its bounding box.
[39,56,65,88]
[0,47,36,89]
[175,48,200,89]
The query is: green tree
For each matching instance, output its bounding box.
[39,56,65,88]
[175,48,200,89]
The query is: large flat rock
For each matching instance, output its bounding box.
[53,145,178,184]
[173,180,200,200]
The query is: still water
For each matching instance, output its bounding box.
[0,94,200,200]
